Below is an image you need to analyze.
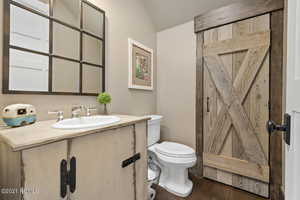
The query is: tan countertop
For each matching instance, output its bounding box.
[0,115,150,151]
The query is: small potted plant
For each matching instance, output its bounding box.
[97,92,111,115]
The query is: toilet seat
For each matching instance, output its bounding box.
[155,150,196,165]
[149,142,197,165]
[155,142,195,158]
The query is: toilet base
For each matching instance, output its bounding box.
[159,179,193,197]
[158,164,194,197]
[148,142,196,198]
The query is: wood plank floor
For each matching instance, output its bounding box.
[154,176,268,200]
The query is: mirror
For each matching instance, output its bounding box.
[3,0,105,96]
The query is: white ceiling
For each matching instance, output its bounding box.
[141,0,243,31]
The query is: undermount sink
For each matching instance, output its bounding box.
[52,115,121,130]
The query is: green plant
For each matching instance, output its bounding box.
[97,92,112,105]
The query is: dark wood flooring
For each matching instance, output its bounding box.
[154,176,268,200]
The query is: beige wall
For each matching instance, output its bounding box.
[0,0,157,124]
[157,21,196,149]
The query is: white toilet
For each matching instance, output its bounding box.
[147,115,197,198]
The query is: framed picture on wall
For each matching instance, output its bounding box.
[128,38,153,90]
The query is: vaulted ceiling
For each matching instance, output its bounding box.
[141,0,243,31]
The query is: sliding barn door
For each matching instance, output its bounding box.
[203,14,270,197]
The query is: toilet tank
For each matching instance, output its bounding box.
[146,115,163,146]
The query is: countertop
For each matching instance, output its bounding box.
[0,115,150,151]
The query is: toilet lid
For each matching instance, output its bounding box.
[155,142,195,158]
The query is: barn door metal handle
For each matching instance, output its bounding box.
[266,113,291,145]
[206,97,210,112]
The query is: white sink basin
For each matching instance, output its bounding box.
[52,115,121,130]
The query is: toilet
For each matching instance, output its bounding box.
[147,115,197,198]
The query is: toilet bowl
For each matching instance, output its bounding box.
[146,115,197,198]
[148,142,196,197]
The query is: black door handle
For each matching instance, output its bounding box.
[266,113,291,145]
[206,97,210,112]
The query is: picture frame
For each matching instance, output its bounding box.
[128,38,154,90]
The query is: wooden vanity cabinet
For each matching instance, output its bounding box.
[0,121,147,200]
[70,122,147,200]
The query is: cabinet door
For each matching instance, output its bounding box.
[69,126,135,200]
[22,141,68,200]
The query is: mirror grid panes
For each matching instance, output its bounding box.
[10,5,49,53]
[83,2,104,37]
[83,34,103,66]
[53,22,80,60]
[53,0,81,28]
[52,58,80,93]
[82,64,102,94]
[13,0,50,15]
[9,49,49,91]
[4,0,105,95]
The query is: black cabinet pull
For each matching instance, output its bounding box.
[69,157,76,193]
[60,160,68,198]
[122,153,141,168]
[60,157,76,198]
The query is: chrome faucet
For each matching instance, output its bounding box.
[71,105,84,118]
[71,106,98,118]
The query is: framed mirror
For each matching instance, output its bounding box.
[3,0,105,96]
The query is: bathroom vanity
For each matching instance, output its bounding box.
[0,115,149,200]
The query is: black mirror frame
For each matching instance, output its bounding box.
[2,0,105,96]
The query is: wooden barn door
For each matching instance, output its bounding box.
[203,14,270,197]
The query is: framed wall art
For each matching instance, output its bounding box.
[128,38,153,90]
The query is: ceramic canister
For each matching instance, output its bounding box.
[2,104,37,127]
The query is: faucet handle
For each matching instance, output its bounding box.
[85,107,98,116]
[71,105,84,118]
[71,105,84,110]
[48,110,64,121]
